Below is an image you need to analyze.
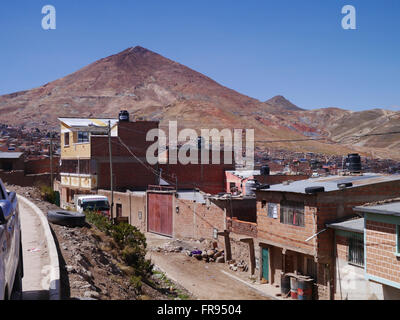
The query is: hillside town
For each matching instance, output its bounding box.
[0,1,399,307]
[2,111,400,300]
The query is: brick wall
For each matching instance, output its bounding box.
[0,170,52,187]
[255,174,309,186]
[366,220,400,284]
[174,197,226,247]
[256,193,317,255]
[227,218,257,238]
[96,161,158,191]
[25,157,60,174]
[335,235,348,261]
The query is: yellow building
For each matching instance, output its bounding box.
[58,117,118,208]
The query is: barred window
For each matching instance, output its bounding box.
[348,233,364,267]
[280,200,304,227]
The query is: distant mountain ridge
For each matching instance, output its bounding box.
[0,46,399,159]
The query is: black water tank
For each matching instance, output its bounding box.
[347,153,362,172]
[261,165,270,176]
[197,136,205,149]
[310,160,321,170]
[119,110,130,122]
[305,186,325,194]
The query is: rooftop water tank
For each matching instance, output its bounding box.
[245,179,257,197]
[119,110,130,122]
[261,165,270,176]
[347,153,362,173]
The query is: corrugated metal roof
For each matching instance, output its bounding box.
[0,152,23,159]
[177,191,206,204]
[58,117,118,128]
[354,202,400,217]
[258,173,400,194]
[327,218,364,233]
[227,170,261,179]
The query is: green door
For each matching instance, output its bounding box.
[262,248,269,281]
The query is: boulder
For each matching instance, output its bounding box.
[216,256,225,263]
[206,250,215,257]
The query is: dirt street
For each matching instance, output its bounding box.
[146,233,270,300]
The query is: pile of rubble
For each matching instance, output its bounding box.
[228,260,249,272]
[188,248,225,263]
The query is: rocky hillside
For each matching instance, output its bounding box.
[0,46,398,159]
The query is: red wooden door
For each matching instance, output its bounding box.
[148,192,173,237]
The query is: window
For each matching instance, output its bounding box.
[116,204,122,218]
[64,132,70,146]
[261,200,267,209]
[78,131,89,143]
[348,233,364,267]
[267,203,278,219]
[280,200,304,227]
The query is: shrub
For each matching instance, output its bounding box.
[85,211,113,235]
[85,211,153,287]
[40,185,57,204]
[130,275,142,293]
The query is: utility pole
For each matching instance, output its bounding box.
[50,133,54,190]
[108,121,114,221]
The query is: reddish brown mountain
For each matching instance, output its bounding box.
[0,46,398,159]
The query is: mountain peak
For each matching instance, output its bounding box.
[265,95,304,111]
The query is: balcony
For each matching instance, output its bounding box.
[60,172,97,190]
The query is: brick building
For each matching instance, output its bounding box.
[58,117,159,208]
[0,152,24,171]
[252,174,400,299]
[159,149,235,195]
[353,201,400,299]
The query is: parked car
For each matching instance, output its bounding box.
[74,195,110,217]
[0,179,23,300]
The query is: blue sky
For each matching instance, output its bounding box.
[0,0,399,110]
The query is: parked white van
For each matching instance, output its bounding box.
[74,195,110,217]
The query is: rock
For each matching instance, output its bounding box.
[216,256,225,263]
[209,258,215,263]
[184,250,192,256]
[193,254,202,260]
[65,265,76,273]
[206,250,215,257]
[213,251,223,259]
[84,291,100,299]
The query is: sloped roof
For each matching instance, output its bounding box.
[354,201,400,217]
[0,152,24,159]
[58,117,118,128]
[258,173,400,194]
[327,218,364,233]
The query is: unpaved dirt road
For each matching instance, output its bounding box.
[146,234,270,300]
[19,200,51,300]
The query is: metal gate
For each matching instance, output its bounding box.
[147,192,173,237]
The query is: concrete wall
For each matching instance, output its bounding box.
[335,234,382,300]
[98,189,147,232]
